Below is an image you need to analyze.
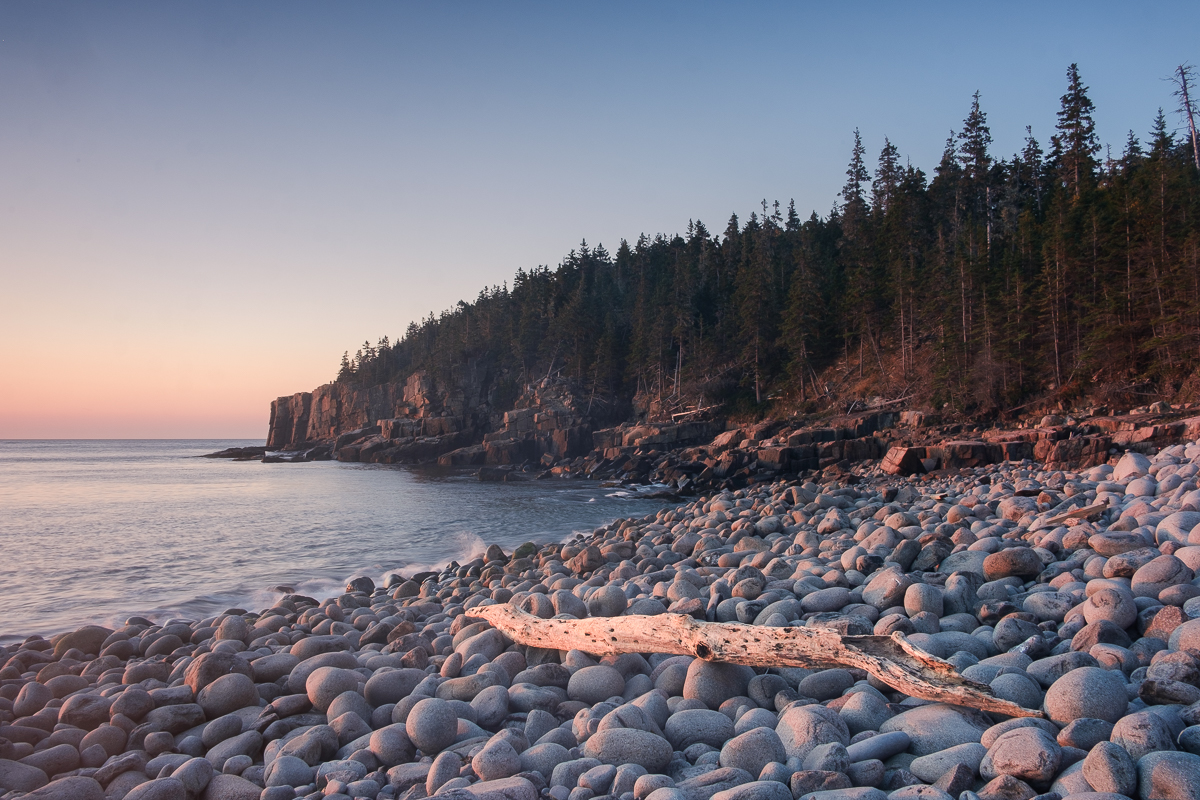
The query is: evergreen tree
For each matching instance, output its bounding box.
[1052,63,1101,199]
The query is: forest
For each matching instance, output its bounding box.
[336,64,1200,421]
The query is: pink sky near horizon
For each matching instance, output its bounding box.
[3,2,1196,439]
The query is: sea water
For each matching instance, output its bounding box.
[0,440,663,640]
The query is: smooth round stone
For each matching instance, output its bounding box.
[1090,532,1153,556]
[802,588,851,613]
[111,686,154,721]
[635,775,676,800]
[171,758,214,797]
[1171,619,1200,650]
[904,584,943,617]
[472,737,522,781]
[906,611,937,634]
[184,651,255,694]
[983,547,1044,581]
[775,703,851,762]
[551,590,588,618]
[981,717,1058,749]
[215,615,250,643]
[1114,452,1151,481]
[909,743,987,783]
[250,653,299,683]
[368,724,415,768]
[747,674,789,709]
[719,727,786,777]
[980,727,1062,786]
[568,666,625,704]
[521,742,571,777]
[837,689,892,735]
[989,672,1043,710]
[364,668,426,706]
[940,551,988,576]
[205,730,263,772]
[1082,740,1137,796]
[45,674,88,698]
[1158,511,1200,542]
[80,725,127,758]
[12,682,53,717]
[57,692,112,730]
[682,660,754,710]
[21,742,82,776]
[1111,710,1178,761]
[1137,750,1200,800]
[1132,556,1194,599]
[1161,584,1200,607]
[579,764,617,793]
[587,585,629,617]
[315,759,368,789]
[992,615,1041,652]
[53,625,112,658]
[326,690,373,724]
[1044,666,1127,726]
[264,755,315,788]
[1083,588,1138,628]
[664,709,734,750]
[581,728,672,772]
[27,776,106,800]
[0,759,48,793]
[798,669,854,701]
[197,673,259,719]
[709,782,792,800]
[879,704,987,756]
[201,715,243,749]
[221,755,252,776]
[405,697,457,754]
[1027,651,1099,688]
[471,684,510,729]
[734,707,778,735]
[1057,718,1115,750]
[1181,727,1200,755]
[306,667,360,713]
[801,740,849,773]
[1127,477,1158,497]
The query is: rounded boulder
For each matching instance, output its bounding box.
[568,666,625,704]
[306,666,360,713]
[197,673,259,719]
[1043,666,1127,725]
[581,728,672,772]
[405,697,458,754]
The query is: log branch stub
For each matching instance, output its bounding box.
[472,604,1042,718]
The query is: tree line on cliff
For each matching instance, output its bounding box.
[338,64,1200,418]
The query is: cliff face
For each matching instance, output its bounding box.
[269,369,476,448]
[265,365,607,465]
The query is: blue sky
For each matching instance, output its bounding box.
[1,2,1197,437]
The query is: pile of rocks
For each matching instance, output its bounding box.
[14,443,1200,800]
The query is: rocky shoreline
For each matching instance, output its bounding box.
[10,441,1200,799]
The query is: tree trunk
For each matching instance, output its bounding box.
[472,605,1042,718]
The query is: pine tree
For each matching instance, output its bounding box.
[873,138,902,213]
[1052,64,1101,199]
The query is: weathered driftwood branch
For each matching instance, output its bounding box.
[473,605,1042,718]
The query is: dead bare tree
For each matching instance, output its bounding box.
[473,605,1042,718]
[1172,64,1200,171]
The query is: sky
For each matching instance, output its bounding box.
[1,2,1197,439]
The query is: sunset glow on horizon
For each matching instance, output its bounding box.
[3,1,1197,439]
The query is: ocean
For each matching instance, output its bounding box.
[0,440,664,641]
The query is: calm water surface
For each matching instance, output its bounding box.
[0,440,664,641]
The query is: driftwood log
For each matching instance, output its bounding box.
[472,605,1043,718]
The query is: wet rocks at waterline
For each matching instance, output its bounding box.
[11,445,1200,799]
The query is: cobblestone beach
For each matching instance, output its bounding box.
[7,443,1200,800]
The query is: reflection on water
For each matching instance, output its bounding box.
[0,440,665,640]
